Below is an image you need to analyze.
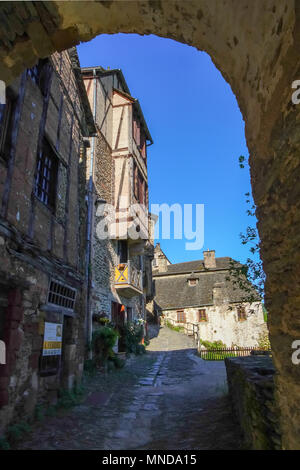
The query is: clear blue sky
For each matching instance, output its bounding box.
[78,34,256,265]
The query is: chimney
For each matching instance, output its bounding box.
[203,249,216,269]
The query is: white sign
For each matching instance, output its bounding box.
[42,322,63,356]
[0,81,5,105]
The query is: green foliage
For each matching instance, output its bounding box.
[91,325,119,367]
[45,405,56,417]
[34,404,45,422]
[6,421,31,444]
[227,156,266,303]
[165,320,184,333]
[257,331,271,350]
[124,322,146,355]
[239,155,245,168]
[0,437,10,450]
[56,385,85,409]
[263,305,268,322]
[200,339,227,350]
[199,339,230,360]
[84,358,97,376]
[110,354,125,369]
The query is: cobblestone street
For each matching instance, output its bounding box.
[15,326,242,450]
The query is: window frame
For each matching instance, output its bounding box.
[198,309,208,322]
[0,90,17,163]
[47,279,77,312]
[177,310,186,323]
[34,137,59,212]
[237,306,247,321]
[27,58,51,96]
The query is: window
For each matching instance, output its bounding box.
[133,162,138,200]
[118,240,128,264]
[133,162,146,205]
[138,172,145,206]
[34,138,59,210]
[198,309,208,322]
[133,115,140,146]
[48,280,76,311]
[0,92,16,162]
[139,130,147,159]
[27,59,51,96]
[189,279,197,286]
[177,310,186,323]
[237,306,247,321]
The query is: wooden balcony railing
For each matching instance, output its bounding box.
[114,261,143,295]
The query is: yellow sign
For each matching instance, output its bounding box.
[42,322,63,356]
[115,266,128,284]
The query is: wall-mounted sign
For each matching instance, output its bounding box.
[42,322,63,356]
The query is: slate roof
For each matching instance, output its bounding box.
[153,257,259,310]
[152,257,236,276]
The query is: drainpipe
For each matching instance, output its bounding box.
[85,68,97,353]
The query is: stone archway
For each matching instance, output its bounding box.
[1,0,300,449]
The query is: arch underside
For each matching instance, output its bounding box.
[1,0,300,449]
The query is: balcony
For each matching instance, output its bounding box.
[114,261,143,298]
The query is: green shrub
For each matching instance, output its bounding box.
[34,404,45,422]
[110,355,125,369]
[84,358,97,376]
[124,322,145,355]
[0,438,10,450]
[6,421,31,444]
[91,325,119,367]
[165,320,184,333]
[136,344,146,355]
[200,339,227,350]
[257,331,271,350]
[45,405,56,417]
[56,385,85,409]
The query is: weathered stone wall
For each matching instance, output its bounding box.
[225,356,281,450]
[0,50,90,435]
[164,302,267,348]
[2,0,300,447]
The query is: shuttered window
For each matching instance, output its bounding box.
[237,306,247,321]
[177,310,186,323]
[198,309,208,322]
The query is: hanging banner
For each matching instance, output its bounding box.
[42,322,63,356]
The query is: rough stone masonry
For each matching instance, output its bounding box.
[0,0,300,449]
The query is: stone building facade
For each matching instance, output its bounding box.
[0,48,95,433]
[152,245,267,348]
[81,67,154,348]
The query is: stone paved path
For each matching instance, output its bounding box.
[15,326,242,450]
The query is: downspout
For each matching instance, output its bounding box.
[85,68,97,352]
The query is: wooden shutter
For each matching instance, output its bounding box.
[198,309,207,322]
[237,306,247,321]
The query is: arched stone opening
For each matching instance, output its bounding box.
[1,0,300,449]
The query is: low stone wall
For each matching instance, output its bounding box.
[225,356,281,450]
